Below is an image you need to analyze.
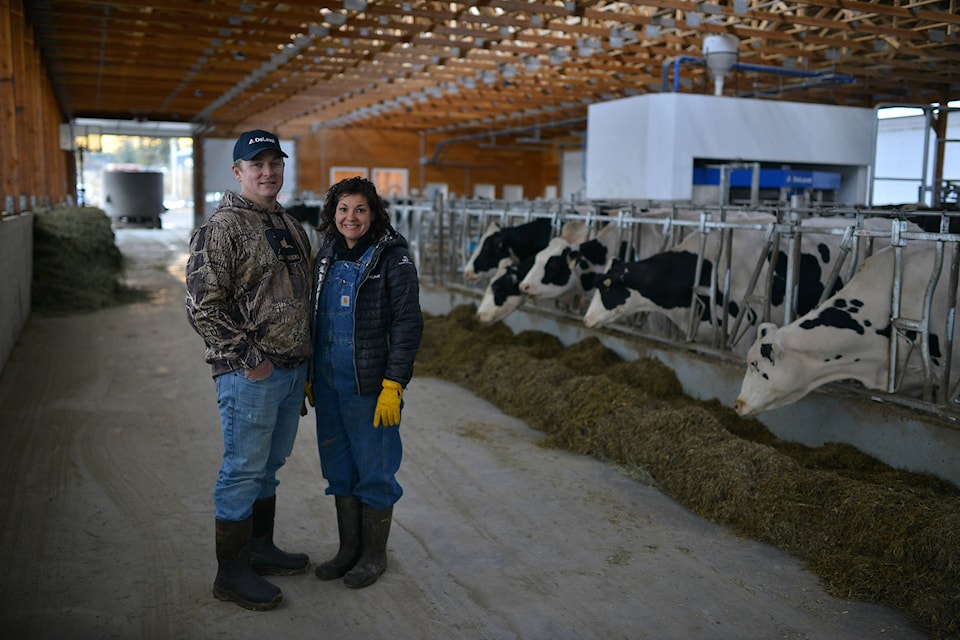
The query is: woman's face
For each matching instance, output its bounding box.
[335,192,372,248]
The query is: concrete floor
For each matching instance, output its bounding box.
[0,211,928,639]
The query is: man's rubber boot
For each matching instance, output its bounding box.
[343,504,393,589]
[315,495,363,580]
[214,517,283,611]
[250,495,309,575]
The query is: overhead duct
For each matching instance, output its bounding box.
[659,54,856,96]
[703,35,739,96]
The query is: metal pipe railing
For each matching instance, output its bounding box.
[405,197,960,417]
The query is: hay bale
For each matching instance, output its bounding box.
[415,308,960,639]
[32,206,147,314]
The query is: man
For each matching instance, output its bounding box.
[186,129,312,611]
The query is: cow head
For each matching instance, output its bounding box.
[583,251,704,330]
[733,298,895,416]
[519,237,578,298]
[519,223,604,299]
[582,259,639,328]
[733,322,796,416]
[464,222,507,281]
[476,256,532,324]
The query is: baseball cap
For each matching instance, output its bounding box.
[233,129,289,161]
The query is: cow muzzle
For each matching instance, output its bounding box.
[732,398,752,416]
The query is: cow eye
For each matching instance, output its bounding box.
[749,360,758,371]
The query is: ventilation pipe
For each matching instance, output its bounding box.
[703,35,739,96]
[659,55,857,95]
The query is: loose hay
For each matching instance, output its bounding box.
[418,304,960,640]
[32,206,150,314]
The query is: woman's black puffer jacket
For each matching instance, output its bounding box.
[312,228,424,395]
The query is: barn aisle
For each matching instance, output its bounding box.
[0,213,927,640]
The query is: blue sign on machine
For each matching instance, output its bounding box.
[692,167,842,190]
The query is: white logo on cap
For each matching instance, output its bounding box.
[249,136,277,145]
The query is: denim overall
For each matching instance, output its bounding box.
[313,246,403,510]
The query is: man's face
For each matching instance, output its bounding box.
[233,150,284,206]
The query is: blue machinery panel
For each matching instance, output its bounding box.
[693,167,842,190]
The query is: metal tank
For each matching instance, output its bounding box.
[101,169,165,228]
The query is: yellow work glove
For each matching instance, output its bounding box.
[373,379,403,428]
[300,381,315,417]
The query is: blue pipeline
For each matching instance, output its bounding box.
[661,56,856,93]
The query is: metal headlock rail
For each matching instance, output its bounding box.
[388,197,960,418]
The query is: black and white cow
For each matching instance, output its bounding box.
[518,222,628,302]
[583,213,769,336]
[733,242,960,416]
[581,214,907,352]
[475,256,536,324]
[519,224,611,301]
[518,208,690,305]
[474,220,588,324]
[463,217,553,282]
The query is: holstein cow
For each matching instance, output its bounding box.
[518,208,687,306]
[583,213,785,343]
[733,242,960,416]
[475,220,588,324]
[519,222,623,302]
[520,224,619,300]
[463,217,553,282]
[582,214,904,345]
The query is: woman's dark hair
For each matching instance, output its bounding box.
[318,176,391,240]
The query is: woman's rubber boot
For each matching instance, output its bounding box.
[250,495,309,575]
[343,504,393,589]
[214,517,283,611]
[315,495,363,580]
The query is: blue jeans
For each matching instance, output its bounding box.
[213,363,307,522]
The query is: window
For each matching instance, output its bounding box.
[371,168,409,198]
[330,166,368,185]
[473,183,496,199]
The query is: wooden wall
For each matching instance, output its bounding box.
[296,127,561,200]
[0,0,71,216]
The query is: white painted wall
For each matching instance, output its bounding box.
[872,111,960,206]
[561,150,586,201]
[586,93,875,203]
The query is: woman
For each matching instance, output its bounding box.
[310,176,423,588]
